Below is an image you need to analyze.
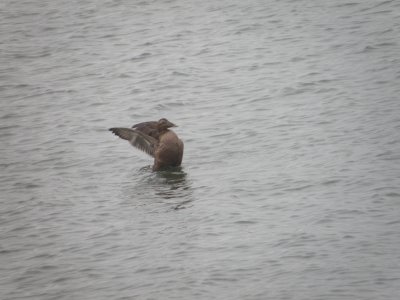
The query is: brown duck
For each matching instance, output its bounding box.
[109,118,184,171]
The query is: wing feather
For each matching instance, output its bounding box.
[109,127,157,157]
[132,121,160,139]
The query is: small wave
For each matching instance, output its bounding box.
[385,192,400,198]
[0,125,18,131]
[234,220,258,225]
[375,42,397,47]
[321,179,341,186]
[118,73,131,78]
[386,220,400,225]
[129,52,152,61]
[1,113,20,119]
[171,71,189,77]
[281,86,311,96]
[334,2,360,8]
[13,182,42,189]
[284,184,313,192]
[290,56,306,62]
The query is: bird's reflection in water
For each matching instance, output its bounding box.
[129,165,193,210]
[154,167,193,210]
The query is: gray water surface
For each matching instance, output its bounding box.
[1,0,400,299]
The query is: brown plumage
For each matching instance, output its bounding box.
[109,118,184,171]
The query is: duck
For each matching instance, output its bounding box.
[109,118,184,171]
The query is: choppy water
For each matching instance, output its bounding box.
[1,0,400,299]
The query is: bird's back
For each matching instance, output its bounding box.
[132,121,160,139]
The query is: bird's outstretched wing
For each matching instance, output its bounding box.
[109,127,157,157]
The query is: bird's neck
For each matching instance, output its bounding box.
[158,127,169,134]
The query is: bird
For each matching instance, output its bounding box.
[109,118,184,171]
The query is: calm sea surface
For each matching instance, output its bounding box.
[1,0,400,299]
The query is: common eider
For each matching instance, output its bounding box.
[109,118,184,171]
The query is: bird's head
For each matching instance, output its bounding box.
[157,118,177,130]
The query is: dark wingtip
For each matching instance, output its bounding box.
[109,128,119,137]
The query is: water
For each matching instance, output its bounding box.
[1,0,400,299]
